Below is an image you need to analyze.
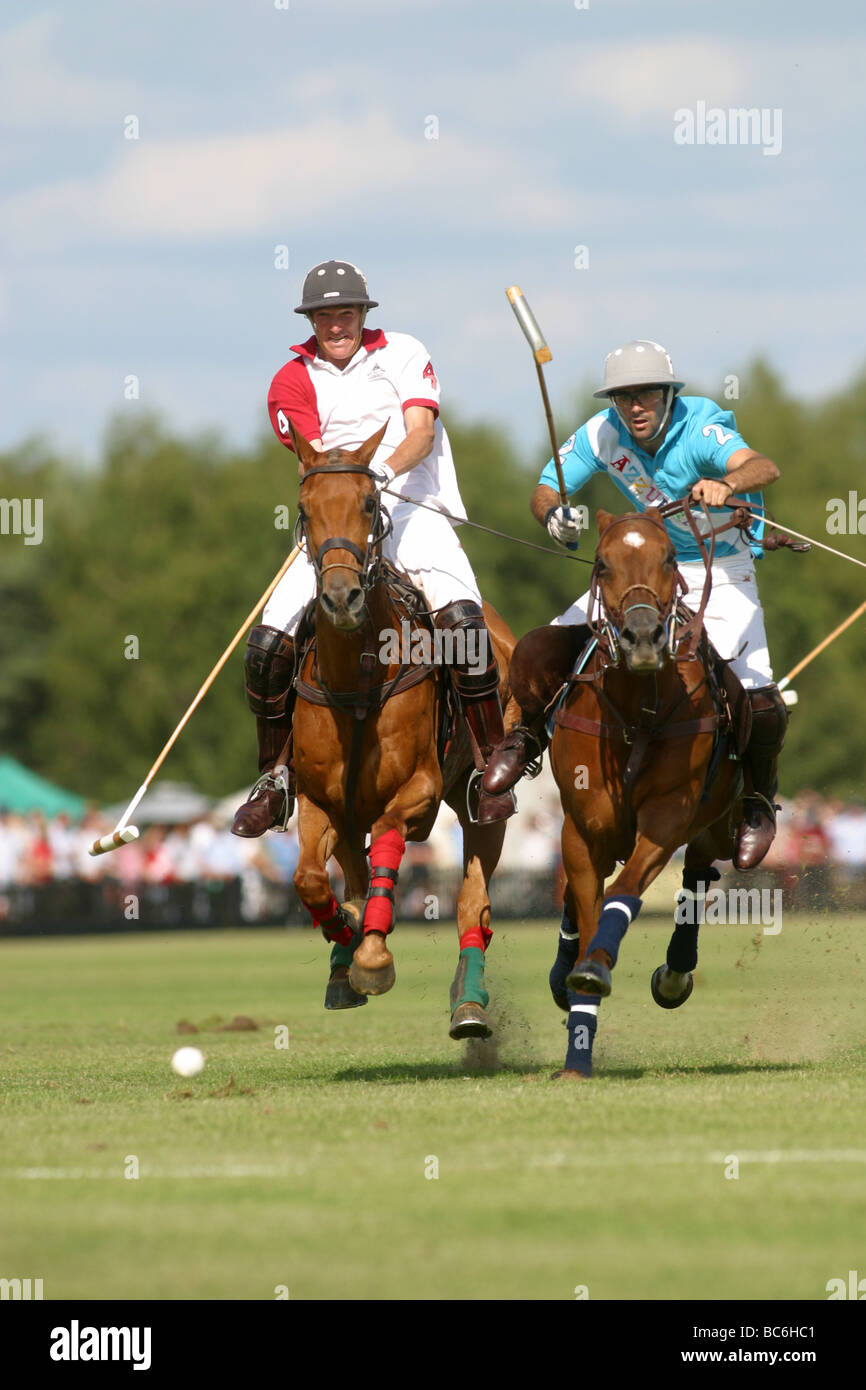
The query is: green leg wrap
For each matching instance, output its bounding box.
[330,940,356,970]
[450,946,489,1011]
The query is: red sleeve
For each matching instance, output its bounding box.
[267,358,321,452]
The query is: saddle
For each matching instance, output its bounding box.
[293,562,459,768]
[548,607,751,804]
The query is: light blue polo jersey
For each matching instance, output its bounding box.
[538,396,764,560]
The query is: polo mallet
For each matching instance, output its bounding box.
[505,285,568,506]
[89,544,302,856]
[777,596,866,707]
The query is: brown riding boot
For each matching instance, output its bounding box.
[231,626,297,838]
[733,684,788,871]
[482,724,545,796]
[231,716,294,837]
[435,600,515,824]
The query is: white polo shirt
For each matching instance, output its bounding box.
[268,328,467,522]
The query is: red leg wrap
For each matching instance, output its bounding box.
[363,829,406,936]
[459,924,493,952]
[310,894,354,946]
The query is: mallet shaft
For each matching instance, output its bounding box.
[88,544,302,856]
[778,597,866,690]
[506,285,568,505]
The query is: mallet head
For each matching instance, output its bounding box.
[88,825,141,857]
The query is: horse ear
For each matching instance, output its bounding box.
[289,422,320,471]
[596,509,613,534]
[645,506,663,525]
[352,422,389,469]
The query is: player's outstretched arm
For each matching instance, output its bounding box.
[690,449,780,506]
[531,483,562,528]
[387,405,436,479]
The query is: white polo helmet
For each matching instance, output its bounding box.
[593,340,684,441]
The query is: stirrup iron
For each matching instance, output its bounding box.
[247,762,292,832]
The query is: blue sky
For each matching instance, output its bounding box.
[2,0,864,465]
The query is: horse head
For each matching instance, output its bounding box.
[292,422,389,631]
[593,508,679,673]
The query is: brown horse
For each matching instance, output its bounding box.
[506,506,747,1077]
[288,424,519,1040]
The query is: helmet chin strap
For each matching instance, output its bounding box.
[613,386,676,444]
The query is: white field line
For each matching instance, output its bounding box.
[2,1150,866,1180]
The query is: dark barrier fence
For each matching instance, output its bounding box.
[0,868,563,937]
[0,864,858,937]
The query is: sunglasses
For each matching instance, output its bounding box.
[610,388,665,409]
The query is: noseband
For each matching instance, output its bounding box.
[296,461,393,592]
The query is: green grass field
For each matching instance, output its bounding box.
[1,915,864,1301]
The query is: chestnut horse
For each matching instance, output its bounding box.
[288,424,518,1040]
[508,506,746,1078]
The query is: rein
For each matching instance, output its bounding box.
[294,461,437,848]
[558,501,746,822]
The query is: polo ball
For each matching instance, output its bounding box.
[171,1046,205,1078]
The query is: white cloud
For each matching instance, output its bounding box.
[0,12,134,133]
[0,111,586,251]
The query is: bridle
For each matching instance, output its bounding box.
[295,461,393,593]
[590,498,760,663]
[589,511,684,662]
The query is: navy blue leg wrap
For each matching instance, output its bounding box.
[668,867,720,972]
[550,907,582,1002]
[564,991,599,1076]
[586,894,642,967]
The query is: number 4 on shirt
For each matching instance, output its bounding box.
[423,360,438,389]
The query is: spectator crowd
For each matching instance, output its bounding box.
[1,790,863,930]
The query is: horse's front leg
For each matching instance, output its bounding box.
[556,814,608,1079]
[446,778,507,1040]
[294,796,369,1007]
[567,790,698,1000]
[348,765,440,997]
[324,838,373,1011]
[651,821,727,1010]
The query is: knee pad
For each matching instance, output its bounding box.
[747,684,788,751]
[244,624,296,718]
[434,601,499,698]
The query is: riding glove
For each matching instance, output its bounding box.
[372,462,396,492]
[545,505,581,551]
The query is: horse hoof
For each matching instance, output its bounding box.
[349,934,396,996]
[449,1002,492,1041]
[552,1068,591,1081]
[324,968,368,1010]
[651,965,694,1010]
[565,959,612,997]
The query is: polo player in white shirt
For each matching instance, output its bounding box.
[232,260,512,836]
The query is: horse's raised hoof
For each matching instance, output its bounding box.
[651,965,694,1010]
[348,932,396,996]
[449,1001,492,1041]
[552,1068,591,1081]
[324,966,368,1010]
[565,958,612,997]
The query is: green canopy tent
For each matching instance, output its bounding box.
[0,756,87,819]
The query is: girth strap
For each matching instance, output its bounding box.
[295,659,434,712]
[554,709,719,740]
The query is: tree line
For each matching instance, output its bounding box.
[0,358,863,802]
